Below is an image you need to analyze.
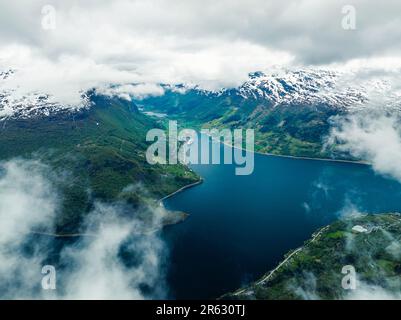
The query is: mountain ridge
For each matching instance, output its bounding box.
[0,93,199,232]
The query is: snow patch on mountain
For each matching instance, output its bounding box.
[164,69,401,112]
[237,70,368,109]
[1,68,400,120]
[0,70,90,120]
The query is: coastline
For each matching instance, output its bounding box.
[229,225,329,297]
[207,133,370,166]
[150,135,369,235]
[158,178,204,204]
[253,149,369,165]
[30,178,204,238]
[156,134,369,216]
[225,213,401,299]
[155,178,203,230]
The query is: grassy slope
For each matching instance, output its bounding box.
[224,213,401,300]
[138,91,350,159]
[0,95,199,232]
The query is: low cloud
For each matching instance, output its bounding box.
[291,278,401,300]
[0,159,168,299]
[96,83,165,101]
[2,0,401,109]
[346,278,401,300]
[329,113,401,182]
[61,202,167,300]
[0,159,57,299]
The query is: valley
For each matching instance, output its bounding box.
[136,69,398,162]
[0,92,199,233]
[2,68,401,300]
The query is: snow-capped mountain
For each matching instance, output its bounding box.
[163,69,401,113]
[0,70,90,120]
[1,68,398,120]
[236,70,369,109]
[168,69,396,111]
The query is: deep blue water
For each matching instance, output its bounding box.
[162,140,401,299]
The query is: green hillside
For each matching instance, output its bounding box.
[224,213,401,300]
[137,91,350,160]
[0,95,199,232]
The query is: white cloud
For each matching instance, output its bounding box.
[97,83,165,101]
[0,45,136,106]
[329,114,401,182]
[0,159,57,299]
[61,202,167,300]
[0,159,57,245]
[0,159,168,299]
[346,282,401,300]
[2,0,401,107]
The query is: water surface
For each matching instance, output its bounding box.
[162,140,401,299]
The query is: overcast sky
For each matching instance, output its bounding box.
[1,0,401,104]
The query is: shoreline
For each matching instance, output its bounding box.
[253,149,369,165]
[156,135,369,207]
[158,178,204,204]
[227,213,401,299]
[206,133,369,166]
[230,225,329,297]
[31,178,204,238]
